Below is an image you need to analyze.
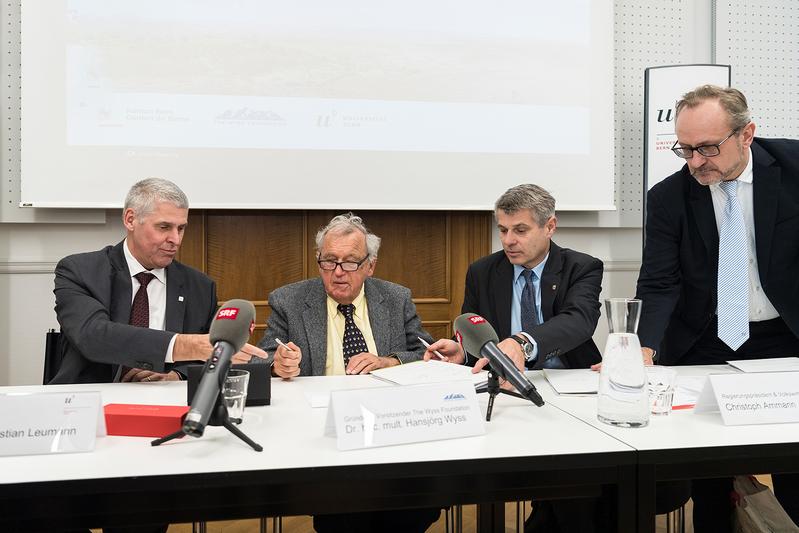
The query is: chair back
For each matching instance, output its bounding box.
[43,329,63,384]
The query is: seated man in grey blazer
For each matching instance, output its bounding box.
[53,177,266,386]
[262,212,431,378]
[260,212,440,533]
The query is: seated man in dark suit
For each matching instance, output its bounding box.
[260,212,439,533]
[426,184,608,533]
[53,177,265,385]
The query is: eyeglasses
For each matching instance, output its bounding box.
[317,256,369,272]
[671,129,739,159]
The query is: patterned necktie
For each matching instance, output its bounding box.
[717,180,749,351]
[119,272,155,381]
[338,303,368,364]
[130,272,156,327]
[521,269,540,333]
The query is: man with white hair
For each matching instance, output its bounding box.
[53,177,265,386]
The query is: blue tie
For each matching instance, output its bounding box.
[521,269,540,333]
[717,180,749,351]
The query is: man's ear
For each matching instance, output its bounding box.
[365,258,377,277]
[122,208,136,231]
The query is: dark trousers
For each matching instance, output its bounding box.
[683,317,799,532]
[313,508,441,533]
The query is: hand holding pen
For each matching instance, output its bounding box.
[273,337,302,379]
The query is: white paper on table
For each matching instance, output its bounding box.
[727,357,799,373]
[672,375,706,409]
[542,368,599,394]
[304,392,330,408]
[370,360,488,388]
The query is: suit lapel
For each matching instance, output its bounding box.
[303,280,329,376]
[165,263,187,332]
[109,242,133,324]
[540,242,563,320]
[751,143,779,282]
[493,258,514,339]
[364,279,390,354]
[688,173,719,269]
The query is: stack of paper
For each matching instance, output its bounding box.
[727,357,799,373]
[371,360,488,388]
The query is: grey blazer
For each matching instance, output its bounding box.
[52,241,217,384]
[258,277,431,376]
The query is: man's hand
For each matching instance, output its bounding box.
[346,353,399,375]
[472,338,526,392]
[122,368,180,382]
[233,342,267,364]
[173,333,214,361]
[273,341,302,379]
[422,339,465,364]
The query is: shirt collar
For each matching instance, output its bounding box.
[123,238,166,285]
[513,252,549,285]
[710,146,754,192]
[327,286,367,319]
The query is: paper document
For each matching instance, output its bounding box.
[370,360,488,388]
[542,368,599,394]
[727,357,799,373]
[672,375,706,410]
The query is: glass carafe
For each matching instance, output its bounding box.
[597,298,649,427]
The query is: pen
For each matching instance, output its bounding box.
[418,337,446,360]
[275,338,295,352]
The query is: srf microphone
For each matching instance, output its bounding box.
[454,313,544,407]
[183,299,256,437]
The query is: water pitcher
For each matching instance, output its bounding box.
[597,298,649,427]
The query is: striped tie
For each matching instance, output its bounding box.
[717,180,749,351]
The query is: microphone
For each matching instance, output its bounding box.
[183,299,256,437]
[454,313,544,407]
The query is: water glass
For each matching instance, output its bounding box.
[646,366,677,416]
[223,369,250,423]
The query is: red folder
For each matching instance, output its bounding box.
[104,403,189,437]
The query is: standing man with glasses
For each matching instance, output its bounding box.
[636,85,799,531]
[258,212,440,533]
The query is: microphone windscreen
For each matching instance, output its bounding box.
[209,299,255,352]
[453,313,500,356]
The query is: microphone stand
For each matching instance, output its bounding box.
[151,391,263,452]
[480,369,526,422]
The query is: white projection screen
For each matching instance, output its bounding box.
[21,0,615,210]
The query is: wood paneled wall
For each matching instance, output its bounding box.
[177,211,493,344]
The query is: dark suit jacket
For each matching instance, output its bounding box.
[258,277,432,376]
[52,241,217,384]
[636,138,799,365]
[462,242,603,369]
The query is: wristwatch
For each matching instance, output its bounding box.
[511,334,535,363]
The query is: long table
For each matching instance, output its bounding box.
[0,377,637,532]
[530,365,799,533]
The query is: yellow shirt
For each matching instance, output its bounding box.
[324,289,377,376]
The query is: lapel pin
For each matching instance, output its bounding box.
[552,285,557,291]
[178,296,184,302]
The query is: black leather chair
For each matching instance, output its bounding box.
[43,329,63,384]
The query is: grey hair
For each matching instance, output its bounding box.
[124,178,189,218]
[315,212,381,259]
[494,184,555,227]
[675,85,751,131]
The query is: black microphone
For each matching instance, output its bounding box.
[454,313,544,407]
[183,299,256,437]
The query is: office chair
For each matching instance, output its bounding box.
[43,329,63,384]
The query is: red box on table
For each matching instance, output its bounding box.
[104,404,189,437]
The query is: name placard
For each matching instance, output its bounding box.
[325,381,484,450]
[0,391,102,456]
[695,373,799,425]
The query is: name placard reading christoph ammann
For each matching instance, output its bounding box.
[0,391,102,456]
[695,373,799,426]
[325,381,484,450]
